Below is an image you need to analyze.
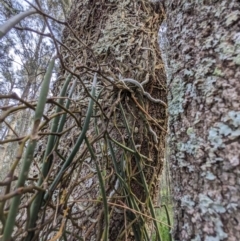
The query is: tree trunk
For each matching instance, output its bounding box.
[57,0,167,240]
[165,1,240,240]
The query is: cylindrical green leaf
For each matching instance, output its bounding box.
[44,74,97,201]
[0,8,37,39]
[25,73,72,241]
[2,58,55,241]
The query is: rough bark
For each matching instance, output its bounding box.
[52,0,167,240]
[165,1,240,240]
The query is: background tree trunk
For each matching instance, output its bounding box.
[165,1,240,240]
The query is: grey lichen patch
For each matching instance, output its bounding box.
[225,10,240,27]
[175,127,205,172]
[208,110,240,145]
[218,122,240,140]
[165,0,240,240]
[218,41,235,58]
[203,76,217,105]
[233,31,240,42]
[223,111,240,127]
[205,236,221,241]
[181,195,195,207]
[208,119,240,154]
[226,203,238,212]
[233,54,240,65]
[184,132,202,155]
[208,127,223,150]
[199,194,228,241]
[192,235,201,241]
[199,194,226,215]
[93,6,134,57]
[224,142,240,167]
[184,69,194,77]
[213,218,228,240]
[203,171,216,181]
[195,57,216,78]
[213,67,224,77]
[168,77,185,119]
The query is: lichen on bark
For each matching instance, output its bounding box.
[165,1,240,240]
[57,0,168,240]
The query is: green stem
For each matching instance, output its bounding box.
[119,102,162,241]
[2,58,55,241]
[44,74,97,202]
[162,204,172,241]
[85,137,109,241]
[25,73,72,241]
[0,8,37,39]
